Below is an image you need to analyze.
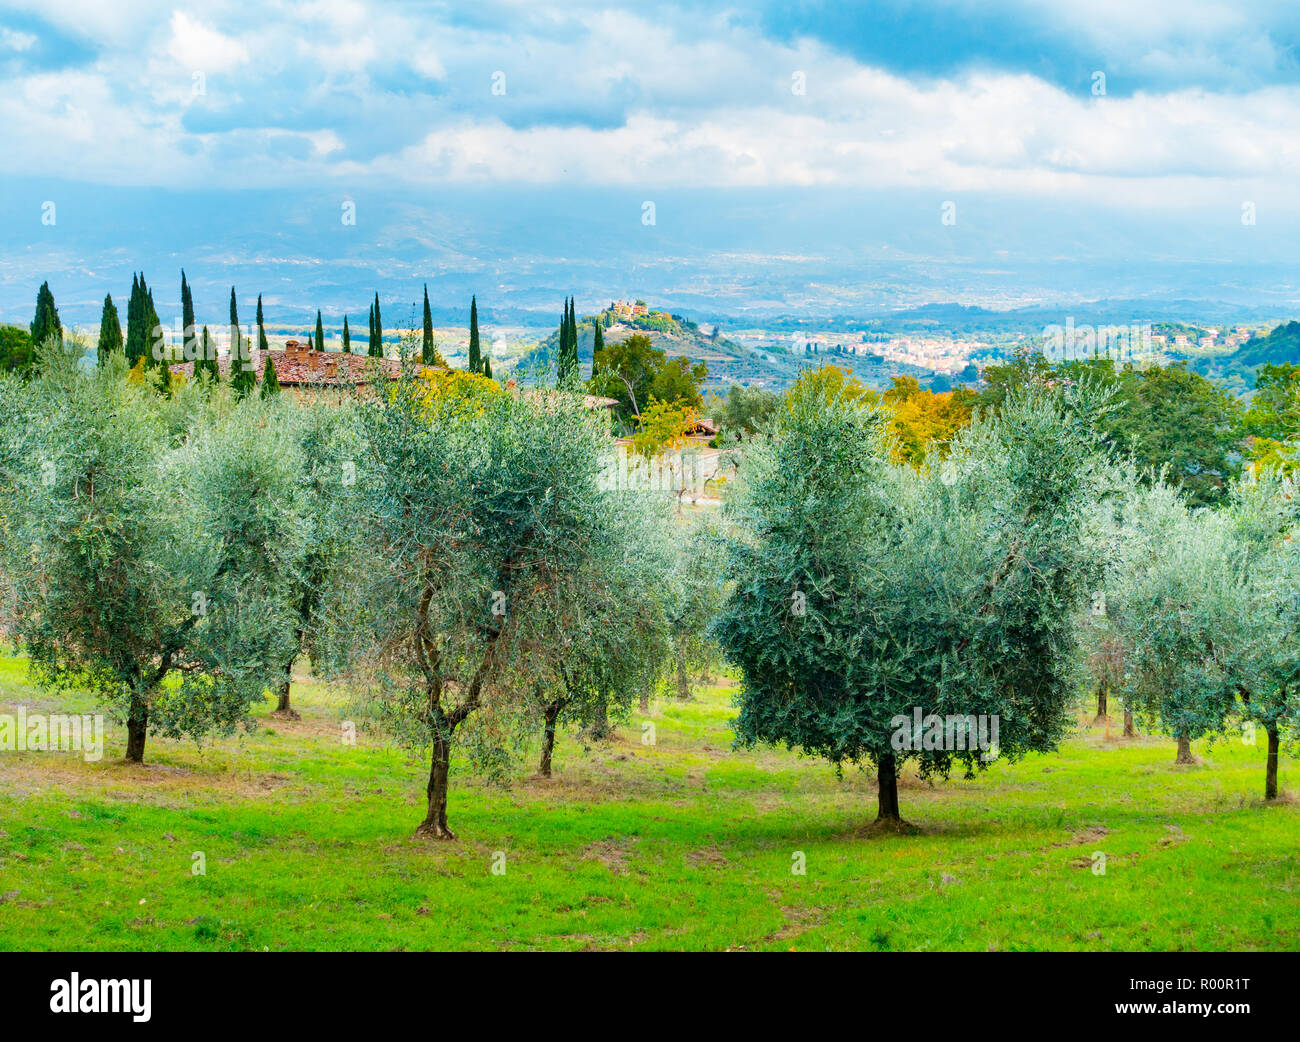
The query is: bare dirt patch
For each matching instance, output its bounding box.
[580,839,635,875]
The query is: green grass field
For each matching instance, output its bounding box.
[1,653,1296,952]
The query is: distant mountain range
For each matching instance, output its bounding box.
[4,179,1300,334]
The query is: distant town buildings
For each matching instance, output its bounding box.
[611,299,649,319]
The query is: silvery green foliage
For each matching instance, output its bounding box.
[1224,470,1300,734]
[341,376,661,756]
[1106,480,1256,743]
[531,490,675,736]
[0,356,308,751]
[711,380,1113,783]
[664,517,726,697]
[276,396,367,679]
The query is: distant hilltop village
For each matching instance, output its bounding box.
[609,299,649,320]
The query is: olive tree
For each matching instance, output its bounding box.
[1106,481,1253,765]
[1,354,307,762]
[345,375,642,837]
[529,493,672,776]
[711,375,1112,830]
[270,397,364,717]
[663,522,725,702]
[1223,470,1300,798]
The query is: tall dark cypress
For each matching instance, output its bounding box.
[124,275,143,365]
[125,274,160,370]
[30,281,61,349]
[342,315,351,353]
[370,294,383,358]
[591,318,603,378]
[570,298,579,378]
[555,299,568,382]
[145,285,161,369]
[230,287,255,398]
[422,285,436,365]
[570,298,579,368]
[558,296,579,385]
[229,286,241,359]
[96,294,122,365]
[181,271,196,362]
[260,352,281,397]
[197,325,218,382]
[315,310,326,353]
[468,296,481,374]
[256,294,269,356]
[568,298,579,373]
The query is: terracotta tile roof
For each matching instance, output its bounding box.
[169,345,443,388]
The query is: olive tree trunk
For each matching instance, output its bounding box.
[539,702,561,778]
[1175,732,1195,764]
[418,733,456,839]
[1123,710,1137,737]
[876,753,901,822]
[587,701,611,741]
[274,659,298,717]
[1265,724,1279,800]
[675,636,692,701]
[125,699,148,763]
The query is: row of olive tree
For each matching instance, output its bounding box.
[1097,469,1300,798]
[0,345,695,834]
[0,339,309,762]
[713,366,1298,825]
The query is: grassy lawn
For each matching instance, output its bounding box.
[1,653,1296,952]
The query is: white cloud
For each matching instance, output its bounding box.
[0,27,37,51]
[1,0,1297,216]
[166,11,249,71]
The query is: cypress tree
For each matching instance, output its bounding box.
[557,296,580,385]
[422,284,438,365]
[145,285,162,368]
[568,298,579,374]
[254,294,268,357]
[230,288,255,398]
[370,294,384,358]
[124,274,162,373]
[308,335,314,350]
[468,296,481,373]
[483,355,492,381]
[315,310,326,353]
[30,281,62,348]
[124,274,143,365]
[555,299,567,382]
[569,299,579,379]
[591,318,603,378]
[260,353,281,397]
[230,286,241,362]
[96,294,122,365]
[197,325,218,382]
[342,315,351,353]
[181,271,196,362]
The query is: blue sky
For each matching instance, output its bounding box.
[2,1,1298,321]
